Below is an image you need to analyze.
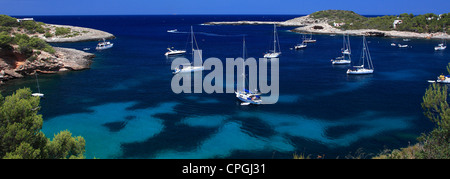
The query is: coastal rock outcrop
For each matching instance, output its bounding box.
[205,14,450,40]
[42,24,115,43]
[0,46,94,83]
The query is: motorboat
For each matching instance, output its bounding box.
[437,74,450,83]
[96,39,113,50]
[167,29,178,33]
[165,48,186,56]
[173,64,204,74]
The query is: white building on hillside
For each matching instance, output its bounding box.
[393,20,403,29]
[17,18,34,22]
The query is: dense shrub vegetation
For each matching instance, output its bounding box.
[0,15,55,55]
[0,88,86,159]
[311,10,450,34]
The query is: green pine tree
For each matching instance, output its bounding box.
[0,88,86,159]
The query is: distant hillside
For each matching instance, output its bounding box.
[310,10,367,23]
[310,10,449,34]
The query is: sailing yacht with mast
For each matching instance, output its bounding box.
[435,25,447,51]
[303,33,316,43]
[263,24,281,58]
[173,26,204,74]
[331,34,351,65]
[347,36,374,75]
[435,41,447,51]
[236,37,262,105]
[31,73,44,97]
[294,34,307,50]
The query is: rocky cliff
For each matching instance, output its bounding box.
[0,46,94,83]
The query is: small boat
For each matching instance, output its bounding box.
[96,39,113,50]
[398,44,408,48]
[435,44,447,51]
[172,26,204,74]
[294,34,307,50]
[437,75,450,83]
[434,25,447,51]
[391,43,396,46]
[303,33,316,43]
[294,44,307,50]
[31,73,44,98]
[83,48,90,51]
[236,37,262,105]
[235,90,262,105]
[403,39,411,42]
[173,64,204,74]
[332,34,351,65]
[347,36,374,75]
[331,56,351,65]
[341,34,351,55]
[167,29,178,33]
[165,48,186,56]
[263,24,281,58]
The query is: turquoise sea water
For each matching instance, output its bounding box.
[2,15,448,158]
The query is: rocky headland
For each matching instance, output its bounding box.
[0,46,95,82]
[42,24,115,43]
[204,12,450,40]
[0,15,115,84]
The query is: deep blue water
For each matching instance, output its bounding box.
[3,15,449,159]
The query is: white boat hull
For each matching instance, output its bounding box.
[303,40,316,43]
[295,45,307,49]
[435,46,446,51]
[332,59,351,65]
[165,50,186,56]
[96,43,113,50]
[235,91,262,105]
[32,93,44,97]
[173,66,204,74]
[347,68,374,75]
[263,52,281,58]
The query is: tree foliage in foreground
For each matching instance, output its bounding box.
[0,88,86,159]
[375,65,450,159]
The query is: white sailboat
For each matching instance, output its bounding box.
[236,37,262,105]
[31,73,44,97]
[303,33,316,43]
[167,29,178,33]
[347,36,374,75]
[435,25,447,51]
[331,34,352,65]
[294,34,307,50]
[435,42,447,51]
[263,24,281,58]
[173,26,204,74]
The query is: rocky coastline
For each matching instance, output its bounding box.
[0,46,95,83]
[42,24,115,43]
[204,15,450,40]
[0,22,114,85]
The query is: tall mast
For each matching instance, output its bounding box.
[273,24,277,53]
[191,26,194,61]
[35,73,40,93]
[362,36,366,68]
[242,36,245,91]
